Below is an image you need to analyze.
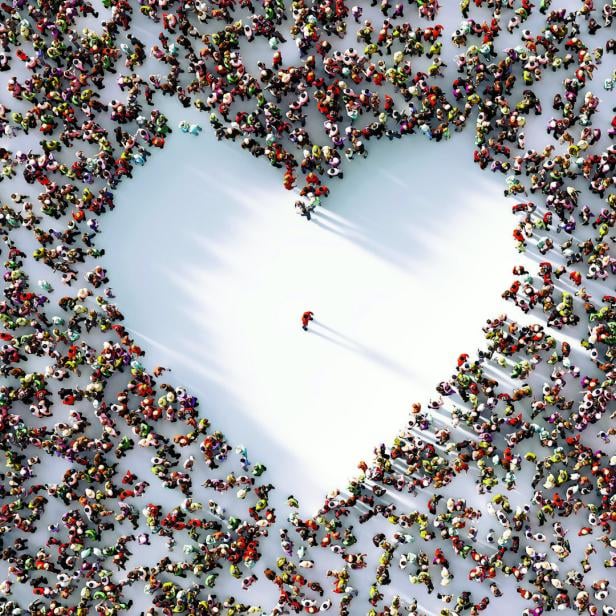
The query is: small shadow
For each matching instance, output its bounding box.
[310,326,413,380]
[311,216,350,240]
[313,320,360,344]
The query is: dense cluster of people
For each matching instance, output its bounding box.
[0,0,614,613]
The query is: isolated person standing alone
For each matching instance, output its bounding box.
[301,311,314,331]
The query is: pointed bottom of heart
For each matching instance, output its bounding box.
[104,126,515,513]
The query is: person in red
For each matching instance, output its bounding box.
[301,311,314,331]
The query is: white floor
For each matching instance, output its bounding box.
[103,117,517,513]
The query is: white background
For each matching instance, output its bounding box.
[103,122,518,513]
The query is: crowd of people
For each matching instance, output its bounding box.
[0,0,614,613]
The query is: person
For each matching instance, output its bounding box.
[295,199,314,221]
[301,311,314,331]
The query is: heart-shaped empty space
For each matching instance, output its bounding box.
[103,121,515,512]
